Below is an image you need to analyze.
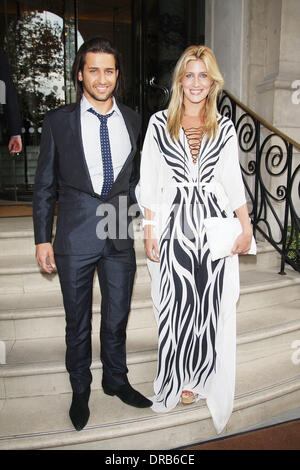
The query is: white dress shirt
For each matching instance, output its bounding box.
[80,95,132,195]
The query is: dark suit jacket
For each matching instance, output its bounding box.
[0,49,22,136]
[33,101,141,255]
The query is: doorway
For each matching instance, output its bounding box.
[136,0,205,134]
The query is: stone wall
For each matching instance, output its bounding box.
[205,0,247,100]
[205,0,300,241]
[206,0,300,143]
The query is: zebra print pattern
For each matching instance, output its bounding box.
[151,111,234,410]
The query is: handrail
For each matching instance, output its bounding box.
[223,89,300,151]
[219,90,300,274]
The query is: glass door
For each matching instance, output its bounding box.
[0,0,77,200]
[136,0,205,135]
[77,0,134,107]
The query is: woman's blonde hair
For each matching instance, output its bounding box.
[167,45,224,141]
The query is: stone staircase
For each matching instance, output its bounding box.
[0,217,300,450]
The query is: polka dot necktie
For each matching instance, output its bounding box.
[88,108,114,197]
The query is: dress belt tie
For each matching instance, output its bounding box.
[160,179,230,214]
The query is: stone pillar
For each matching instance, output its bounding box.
[205,0,247,100]
[206,0,300,141]
[255,0,300,239]
[256,0,300,142]
[246,0,266,110]
[205,0,300,243]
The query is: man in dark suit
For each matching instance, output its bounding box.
[0,49,22,153]
[33,37,151,431]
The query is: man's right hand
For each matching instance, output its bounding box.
[36,243,56,274]
[8,136,22,154]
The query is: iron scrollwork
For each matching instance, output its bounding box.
[218,90,300,273]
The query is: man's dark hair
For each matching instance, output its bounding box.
[72,37,124,102]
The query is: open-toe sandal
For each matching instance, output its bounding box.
[181,390,195,404]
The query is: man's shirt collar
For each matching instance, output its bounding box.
[81,95,120,116]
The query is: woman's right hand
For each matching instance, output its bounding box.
[144,238,160,262]
[144,226,160,262]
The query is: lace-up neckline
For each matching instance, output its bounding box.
[183,126,205,164]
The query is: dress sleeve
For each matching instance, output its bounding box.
[216,121,247,212]
[138,114,162,213]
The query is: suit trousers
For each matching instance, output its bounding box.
[55,239,136,394]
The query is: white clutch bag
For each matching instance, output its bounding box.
[203,217,257,261]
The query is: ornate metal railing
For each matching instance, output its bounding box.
[219,89,300,274]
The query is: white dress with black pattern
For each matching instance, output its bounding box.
[138,111,246,434]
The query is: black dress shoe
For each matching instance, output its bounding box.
[69,387,91,431]
[102,382,152,408]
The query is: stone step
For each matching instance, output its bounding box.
[0,220,36,257]
[1,298,155,344]
[0,249,149,293]
[0,328,299,449]
[0,329,158,400]
[0,217,138,256]
[0,217,281,272]
[0,218,298,449]
[1,267,299,343]
[237,299,300,344]
[0,242,281,280]
[1,299,299,399]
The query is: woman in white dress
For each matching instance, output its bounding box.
[138,45,253,434]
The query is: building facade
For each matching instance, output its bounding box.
[0,0,299,200]
[0,0,204,199]
[206,0,300,142]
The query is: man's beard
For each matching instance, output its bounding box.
[83,83,116,103]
